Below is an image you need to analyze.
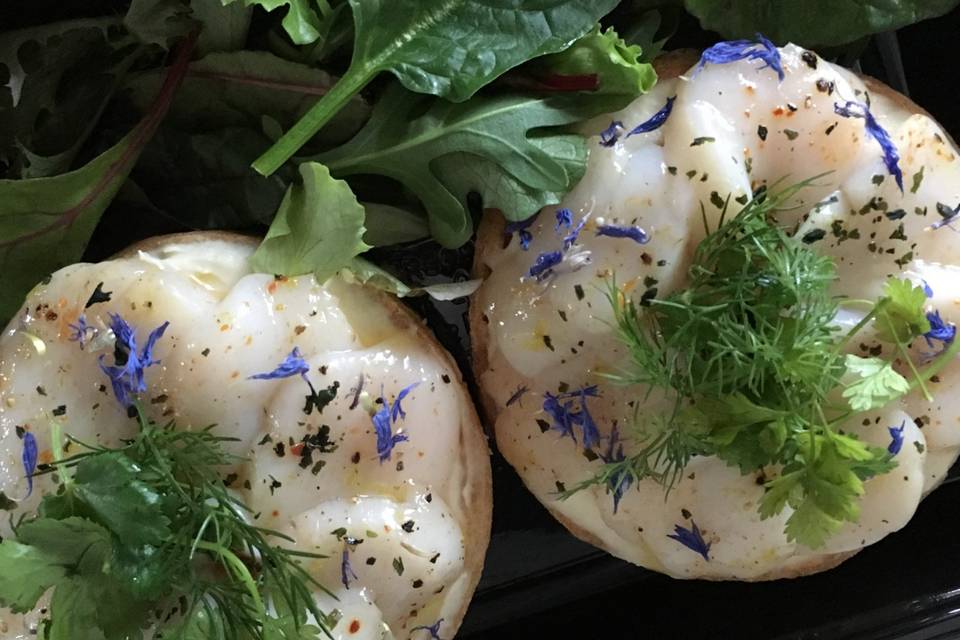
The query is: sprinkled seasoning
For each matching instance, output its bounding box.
[392,556,404,576]
[757,125,768,141]
[910,167,925,194]
[783,128,799,141]
[690,136,715,147]
[834,100,903,191]
[695,34,784,81]
[801,229,826,244]
[801,50,818,69]
[84,282,113,308]
[626,96,676,138]
[98,313,170,408]
[667,520,711,560]
[888,422,905,455]
[22,432,37,497]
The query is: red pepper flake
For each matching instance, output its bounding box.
[290,442,305,456]
[348,619,361,634]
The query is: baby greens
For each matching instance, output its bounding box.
[252,0,621,174]
[0,409,330,640]
[562,181,960,548]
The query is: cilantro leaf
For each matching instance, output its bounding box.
[783,496,844,549]
[315,85,627,247]
[841,355,911,412]
[253,0,621,174]
[534,25,658,95]
[876,278,930,344]
[47,577,109,640]
[0,540,69,612]
[250,162,370,284]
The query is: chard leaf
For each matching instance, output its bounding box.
[125,50,369,144]
[682,0,960,47]
[534,25,658,95]
[315,84,628,247]
[123,0,195,48]
[190,0,253,54]
[251,162,371,283]
[0,34,193,322]
[254,0,620,174]
[339,258,480,300]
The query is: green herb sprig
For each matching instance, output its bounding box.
[0,406,331,640]
[561,179,960,548]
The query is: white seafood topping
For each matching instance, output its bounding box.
[476,44,960,579]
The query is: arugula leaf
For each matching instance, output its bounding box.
[534,25,658,95]
[648,0,960,47]
[315,84,627,247]
[0,32,194,322]
[224,0,327,45]
[251,162,370,283]
[876,278,930,344]
[842,355,911,412]
[253,0,620,174]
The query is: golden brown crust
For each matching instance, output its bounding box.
[468,50,924,582]
[119,231,492,637]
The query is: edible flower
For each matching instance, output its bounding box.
[600,425,632,513]
[98,313,169,408]
[626,96,676,137]
[372,383,418,462]
[21,432,37,497]
[555,207,573,230]
[834,100,903,191]
[599,120,623,147]
[923,280,934,298]
[667,520,711,561]
[924,310,956,349]
[412,619,444,640]
[888,421,905,455]
[528,210,592,283]
[695,34,784,81]
[341,544,358,589]
[542,385,601,449]
[596,223,650,244]
[68,315,96,349]
[505,216,537,250]
[250,347,338,415]
[930,202,960,231]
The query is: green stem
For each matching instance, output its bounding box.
[194,540,265,619]
[880,312,933,401]
[833,306,879,354]
[252,67,375,176]
[912,336,960,389]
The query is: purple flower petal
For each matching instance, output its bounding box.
[341,544,359,589]
[667,520,711,560]
[412,619,444,640]
[596,223,649,244]
[599,425,632,514]
[599,120,623,147]
[505,216,537,251]
[834,100,903,192]
[528,250,563,280]
[626,96,676,138]
[22,432,37,497]
[68,315,96,349]
[250,347,310,381]
[555,208,573,230]
[98,314,169,408]
[696,34,784,81]
[888,421,905,455]
[391,382,420,422]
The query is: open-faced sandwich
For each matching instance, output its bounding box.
[0,233,491,638]
[472,41,960,580]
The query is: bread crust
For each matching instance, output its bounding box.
[119,231,492,637]
[468,50,943,582]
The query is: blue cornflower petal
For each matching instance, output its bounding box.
[599,120,623,147]
[543,392,577,441]
[529,250,563,280]
[923,280,934,298]
[931,203,960,231]
[924,310,956,348]
[562,215,588,250]
[412,619,444,640]
[667,520,711,561]
[250,347,310,381]
[600,426,632,514]
[696,34,784,81]
[341,544,359,589]
[888,421,905,455]
[22,432,37,497]
[626,96,676,138]
[391,382,420,422]
[543,386,603,447]
[596,223,650,244]
[68,315,96,350]
[834,100,903,192]
[99,314,169,408]
[555,208,573,230]
[505,216,537,251]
